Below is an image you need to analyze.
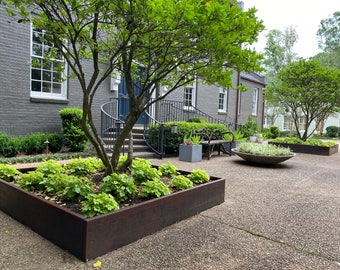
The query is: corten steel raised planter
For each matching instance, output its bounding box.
[0,174,225,261]
[269,142,338,156]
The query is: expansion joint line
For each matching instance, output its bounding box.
[200,214,340,264]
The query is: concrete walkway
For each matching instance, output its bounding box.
[1,151,340,269]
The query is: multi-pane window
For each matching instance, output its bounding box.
[283,115,292,130]
[183,86,195,107]
[218,87,228,112]
[298,116,306,130]
[31,27,67,99]
[252,88,259,116]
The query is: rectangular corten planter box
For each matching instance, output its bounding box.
[269,142,338,156]
[0,175,225,261]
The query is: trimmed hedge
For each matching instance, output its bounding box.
[147,121,227,154]
[0,132,63,158]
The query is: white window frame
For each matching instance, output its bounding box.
[183,82,196,110]
[218,87,228,113]
[252,88,259,116]
[30,25,67,100]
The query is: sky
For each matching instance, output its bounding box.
[243,0,340,58]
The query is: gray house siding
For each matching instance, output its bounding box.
[163,71,265,128]
[0,7,113,136]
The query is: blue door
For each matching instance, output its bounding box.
[118,75,147,125]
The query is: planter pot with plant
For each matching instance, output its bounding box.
[269,137,338,156]
[0,158,225,261]
[179,132,203,162]
[232,142,295,165]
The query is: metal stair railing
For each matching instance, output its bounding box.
[100,100,125,153]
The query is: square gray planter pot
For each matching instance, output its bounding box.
[179,144,202,162]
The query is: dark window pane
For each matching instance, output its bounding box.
[43,70,51,81]
[42,82,51,93]
[53,83,61,94]
[31,69,41,80]
[32,44,42,56]
[31,81,41,92]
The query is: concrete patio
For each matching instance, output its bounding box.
[1,151,340,269]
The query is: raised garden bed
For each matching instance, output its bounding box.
[0,172,225,261]
[269,142,338,156]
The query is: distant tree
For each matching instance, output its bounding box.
[315,11,340,69]
[266,59,340,141]
[317,11,340,53]
[262,27,299,127]
[2,0,264,174]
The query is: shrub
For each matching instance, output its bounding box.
[100,173,137,202]
[59,108,87,152]
[81,193,120,218]
[241,116,259,138]
[326,126,339,138]
[0,132,21,157]
[158,162,179,177]
[64,158,96,176]
[36,160,64,176]
[169,175,193,191]
[187,117,205,123]
[129,158,161,183]
[0,164,21,182]
[46,133,63,153]
[140,180,171,199]
[16,171,45,191]
[21,132,47,155]
[270,126,280,139]
[188,169,210,184]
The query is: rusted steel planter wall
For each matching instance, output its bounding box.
[0,176,225,261]
[269,142,338,156]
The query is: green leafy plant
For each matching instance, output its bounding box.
[16,171,45,191]
[241,115,260,138]
[81,193,120,218]
[64,158,96,176]
[21,133,48,155]
[38,173,70,195]
[0,164,21,182]
[36,160,64,176]
[271,137,336,147]
[183,132,203,145]
[158,162,179,177]
[100,173,137,202]
[237,142,291,155]
[169,175,193,191]
[129,158,161,183]
[326,126,339,138]
[188,169,210,184]
[62,176,95,202]
[140,180,171,199]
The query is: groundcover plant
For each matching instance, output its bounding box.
[0,157,211,218]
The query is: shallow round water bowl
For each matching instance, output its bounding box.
[231,149,296,165]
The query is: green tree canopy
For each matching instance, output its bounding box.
[262,26,299,125]
[2,0,264,174]
[266,59,340,141]
[315,11,340,69]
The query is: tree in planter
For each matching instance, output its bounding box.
[266,59,340,141]
[3,0,264,174]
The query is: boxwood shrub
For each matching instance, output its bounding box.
[147,121,227,154]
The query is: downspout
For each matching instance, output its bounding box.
[235,71,240,130]
[261,87,265,130]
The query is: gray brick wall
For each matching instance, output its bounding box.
[0,7,113,136]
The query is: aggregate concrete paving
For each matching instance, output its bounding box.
[1,150,340,269]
